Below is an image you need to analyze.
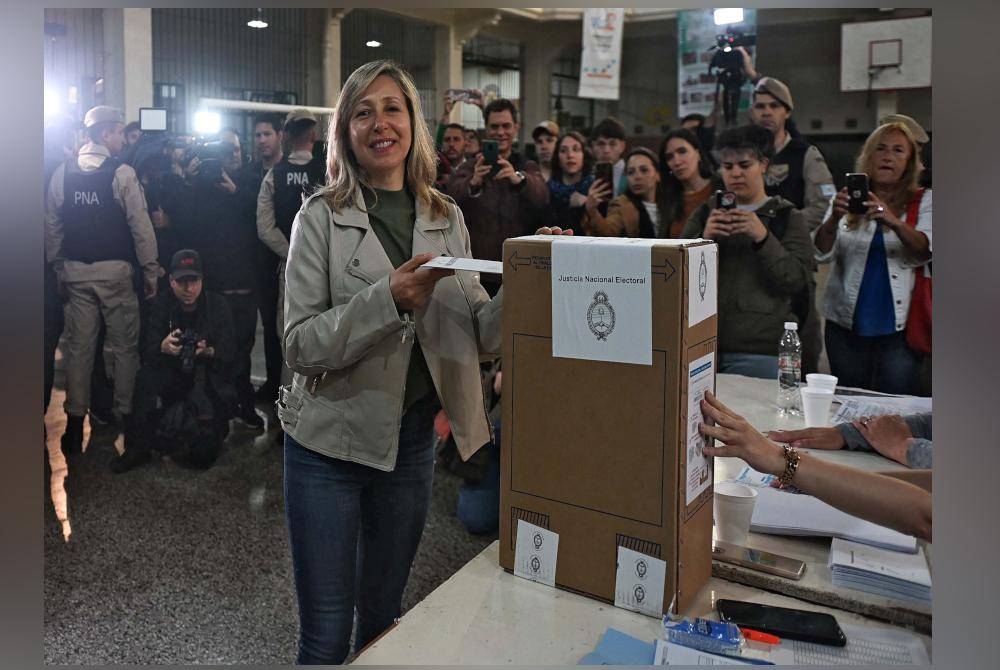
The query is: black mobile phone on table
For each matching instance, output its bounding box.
[715,189,737,210]
[594,161,614,188]
[716,599,847,646]
[846,172,869,214]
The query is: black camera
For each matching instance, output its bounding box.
[178,328,200,374]
[186,141,234,184]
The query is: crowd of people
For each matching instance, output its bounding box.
[43,54,932,664]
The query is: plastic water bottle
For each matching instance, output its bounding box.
[777,322,802,415]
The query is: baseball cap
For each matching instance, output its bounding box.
[284,108,318,127]
[754,77,794,111]
[83,105,125,128]
[877,113,929,144]
[532,120,560,140]
[170,249,203,281]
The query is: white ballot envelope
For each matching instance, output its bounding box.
[421,256,503,274]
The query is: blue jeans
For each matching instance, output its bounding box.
[283,395,438,664]
[457,420,501,535]
[824,321,923,395]
[718,353,779,379]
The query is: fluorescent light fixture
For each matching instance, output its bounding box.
[193,110,221,135]
[44,87,61,117]
[366,40,382,48]
[247,8,268,29]
[714,8,744,25]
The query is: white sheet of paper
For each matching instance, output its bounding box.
[768,623,931,665]
[420,255,503,274]
[830,394,932,424]
[829,538,932,587]
[513,520,559,587]
[653,639,751,665]
[550,237,657,365]
[614,546,667,617]
[685,351,716,505]
[687,244,718,327]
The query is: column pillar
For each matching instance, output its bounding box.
[102,8,153,120]
[323,9,351,107]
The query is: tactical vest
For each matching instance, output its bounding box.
[764,137,810,210]
[272,157,326,239]
[60,157,136,264]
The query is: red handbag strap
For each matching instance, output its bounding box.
[905,187,925,229]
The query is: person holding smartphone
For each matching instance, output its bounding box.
[545,131,595,235]
[681,125,814,379]
[813,121,931,396]
[582,147,667,238]
[447,98,548,296]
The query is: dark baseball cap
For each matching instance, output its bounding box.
[170,249,203,281]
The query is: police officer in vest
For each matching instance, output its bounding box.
[256,108,325,438]
[44,105,160,457]
[748,77,834,375]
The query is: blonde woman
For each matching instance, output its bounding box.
[814,121,931,395]
[277,61,502,664]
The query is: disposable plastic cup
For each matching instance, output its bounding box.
[806,373,838,392]
[801,386,835,427]
[713,481,758,545]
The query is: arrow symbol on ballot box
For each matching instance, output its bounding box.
[507,249,533,271]
[651,258,676,282]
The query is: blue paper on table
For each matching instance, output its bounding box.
[578,628,657,665]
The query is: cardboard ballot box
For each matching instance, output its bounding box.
[499,236,718,615]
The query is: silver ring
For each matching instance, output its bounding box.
[876,206,885,214]
[860,417,871,427]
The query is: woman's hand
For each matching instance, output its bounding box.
[830,187,850,221]
[856,414,913,465]
[727,209,768,243]
[195,340,215,358]
[767,426,845,451]
[390,252,455,311]
[535,226,574,236]
[569,191,588,208]
[585,178,612,211]
[699,390,786,476]
[863,191,903,230]
[703,209,733,240]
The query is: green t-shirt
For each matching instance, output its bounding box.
[363,187,436,410]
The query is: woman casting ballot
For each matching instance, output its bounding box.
[277,60,503,664]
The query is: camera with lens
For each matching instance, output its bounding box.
[185,141,233,184]
[178,328,200,374]
[707,30,758,126]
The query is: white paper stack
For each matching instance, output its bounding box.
[750,486,918,553]
[828,538,932,604]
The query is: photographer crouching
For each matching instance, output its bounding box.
[111,250,237,473]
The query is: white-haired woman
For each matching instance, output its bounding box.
[277,60,502,664]
[814,121,931,395]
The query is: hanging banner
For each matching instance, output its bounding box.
[578,8,626,100]
[677,9,758,119]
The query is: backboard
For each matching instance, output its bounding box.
[841,16,931,92]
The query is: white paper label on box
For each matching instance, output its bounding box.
[687,244,717,328]
[550,237,656,365]
[685,351,716,506]
[513,520,559,587]
[614,546,667,617]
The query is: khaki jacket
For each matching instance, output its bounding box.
[277,189,502,471]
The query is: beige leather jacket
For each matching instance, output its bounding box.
[277,189,502,471]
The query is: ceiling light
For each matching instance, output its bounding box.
[366,40,382,48]
[247,8,268,29]
[713,8,744,26]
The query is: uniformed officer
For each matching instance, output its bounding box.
[256,108,326,439]
[44,105,160,457]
